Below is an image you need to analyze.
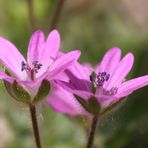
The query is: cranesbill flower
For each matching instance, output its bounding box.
[0,30,80,103]
[56,47,148,115]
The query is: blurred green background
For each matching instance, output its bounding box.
[0,0,148,147]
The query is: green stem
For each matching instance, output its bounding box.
[50,0,65,30]
[29,104,42,148]
[27,0,36,31]
[86,116,98,148]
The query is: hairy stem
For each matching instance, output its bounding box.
[27,0,36,31]
[86,116,98,148]
[50,0,65,30]
[29,104,42,148]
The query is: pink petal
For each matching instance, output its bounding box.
[0,37,27,80]
[68,62,92,80]
[57,51,64,57]
[115,75,148,98]
[27,30,45,65]
[65,70,91,92]
[35,30,61,77]
[106,53,134,90]
[40,30,60,67]
[55,80,92,100]
[0,71,15,83]
[95,94,116,108]
[47,50,81,78]
[52,70,69,82]
[47,83,87,116]
[54,52,90,80]
[95,47,121,76]
[82,63,92,79]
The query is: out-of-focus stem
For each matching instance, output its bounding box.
[50,0,65,30]
[30,104,42,148]
[27,0,36,32]
[86,116,98,148]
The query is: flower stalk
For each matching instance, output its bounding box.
[50,0,65,30]
[27,0,36,31]
[86,115,98,148]
[29,104,42,148]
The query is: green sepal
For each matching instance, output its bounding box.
[3,68,31,103]
[3,80,20,102]
[74,94,101,115]
[12,80,31,103]
[88,96,101,115]
[74,94,90,112]
[3,68,20,101]
[33,80,50,104]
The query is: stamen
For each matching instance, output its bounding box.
[21,60,42,73]
[90,72,110,87]
[104,87,118,96]
[21,61,30,71]
[32,61,42,73]
[97,72,110,86]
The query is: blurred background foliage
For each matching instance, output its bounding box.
[0,0,148,147]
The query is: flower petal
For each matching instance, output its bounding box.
[68,62,92,80]
[47,82,87,116]
[27,30,45,65]
[35,30,61,77]
[115,75,148,98]
[95,47,121,76]
[55,80,92,100]
[95,93,118,109]
[65,70,91,92]
[47,50,81,78]
[0,71,15,83]
[0,37,26,79]
[106,53,134,90]
[82,63,92,79]
[40,29,60,66]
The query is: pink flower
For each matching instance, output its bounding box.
[56,47,148,115]
[0,30,80,102]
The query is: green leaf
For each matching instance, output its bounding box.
[33,80,50,103]
[88,96,101,115]
[12,80,31,103]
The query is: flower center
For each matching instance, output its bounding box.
[90,72,110,87]
[21,61,42,80]
[90,72,118,96]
